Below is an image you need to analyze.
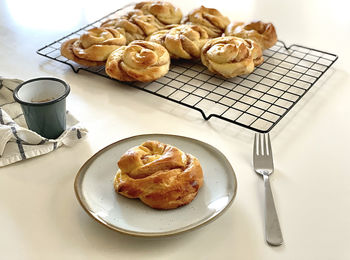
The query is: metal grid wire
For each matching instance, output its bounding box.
[37,7,338,133]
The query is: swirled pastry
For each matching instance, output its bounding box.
[101,10,144,39]
[135,1,182,25]
[60,39,105,67]
[101,10,164,43]
[147,24,208,59]
[60,27,126,66]
[201,36,263,78]
[114,140,204,209]
[182,6,230,38]
[105,40,170,82]
[225,21,277,50]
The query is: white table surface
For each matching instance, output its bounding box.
[1,0,350,259]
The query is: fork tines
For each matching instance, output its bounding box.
[254,133,272,156]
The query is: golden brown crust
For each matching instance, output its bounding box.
[225,21,277,50]
[182,6,230,38]
[135,1,182,25]
[60,39,105,67]
[101,10,164,44]
[201,36,263,78]
[101,10,144,42]
[105,40,170,82]
[114,140,204,209]
[147,24,208,59]
[72,27,126,61]
[60,27,126,66]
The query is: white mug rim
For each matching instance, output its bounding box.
[13,77,70,106]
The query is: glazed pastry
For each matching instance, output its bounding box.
[101,10,164,43]
[201,36,263,78]
[105,40,170,82]
[248,39,264,66]
[60,39,105,67]
[114,140,204,209]
[135,1,182,25]
[147,24,208,59]
[60,27,126,66]
[101,10,144,28]
[225,21,277,50]
[101,10,145,43]
[182,6,230,38]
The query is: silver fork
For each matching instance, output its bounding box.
[253,133,283,246]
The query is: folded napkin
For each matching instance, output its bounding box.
[0,77,88,167]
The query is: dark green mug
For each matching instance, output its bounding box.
[13,77,70,139]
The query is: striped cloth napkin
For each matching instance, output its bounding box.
[0,77,88,167]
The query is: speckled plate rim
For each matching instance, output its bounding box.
[74,133,237,237]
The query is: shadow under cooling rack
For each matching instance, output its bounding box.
[37,10,338,133]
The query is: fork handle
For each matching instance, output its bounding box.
[263,174,283,246]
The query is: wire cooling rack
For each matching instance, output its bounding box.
[37,6,338,133]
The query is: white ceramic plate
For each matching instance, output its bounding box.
[74,134,237,236]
